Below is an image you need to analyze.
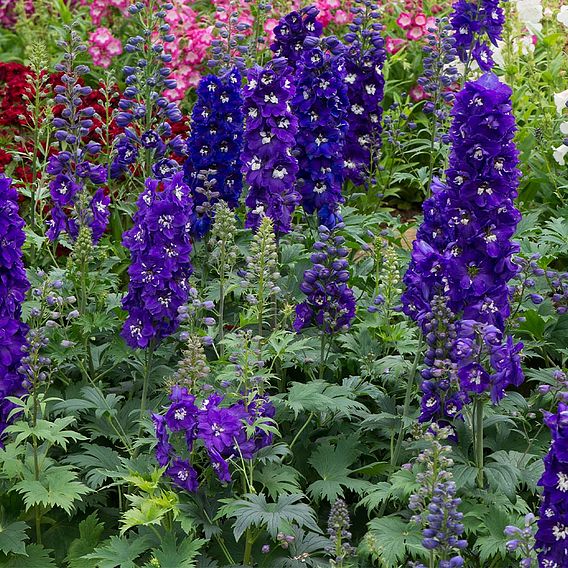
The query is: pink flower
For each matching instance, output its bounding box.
[409,83,428,102]
[386,36,406,54]
[265,18,278,43]
[397,12,413,30]
[89,0,130,26]
[88,27,123,69]
[413,12,427,26]
[425,16,437,30]
[406,26,424,41]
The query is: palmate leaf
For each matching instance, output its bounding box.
[362,516,423,568]
[13,466,91,515]
[473,507,512,563]
[150,534,205,568]
[82,535,152,568]
[0,521,28,556]
[64,444,123,489]
[5,416,86,449]
[66,513,105,568]
[0,544,56,568]
[218,494,321,542]
[254,464,302,499]
[282,380,367,419]
[307,436,372,502]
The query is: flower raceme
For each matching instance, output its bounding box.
[402,72,524,417]
[242,58,300,235]
[0,177,30,443]
[153,386,275,491]
[121,172,194,349]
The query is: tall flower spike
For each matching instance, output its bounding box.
[402,73,523,404]
[121,172,194,349]
[183,68,244,238]
[292,36,349,228]
[0,177,30,442]
[270,6,323,71]
[449,0,505,71]
[535,401,568,567]
[242,58,300,234]
[294,223,356,334]
[342,0,386,186]
[47,27,109,243]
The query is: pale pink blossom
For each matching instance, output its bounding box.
[88,27,123,69]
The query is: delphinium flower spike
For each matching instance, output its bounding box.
[0,177,30,442]
[121,172,194,349]
[242,57,300,234]
[342,0,386,187]
[294,222,356,335]
[325,499,356,566]
[292,35,349,228]
[47,26,110,244]
[110,1,186,181]
[534,387,568,568]
[449,0,505,73]
[402,73,524,406]
[183,68,244,238]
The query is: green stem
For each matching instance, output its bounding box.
[32,387,42,544]
[243,529,256,566]
[218,244,226,357]
[319,333,326,380]
[138,343,155,437]
[391,337,423,468]
[475,397,484,489]
[289,411,315,450]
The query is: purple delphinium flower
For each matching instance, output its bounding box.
[342,1,386,186]
[325,499,357,563]
[535,402,568,567]
[121,172,194,349]
[292,36,349,228]
[153,386,276,490]
[270,6,323,71]
[242,58,300,234]
[294,223,356,334]
[183,68,244,238]
[0,176,29,443]
[47,28,109,243]
[110,2,185,181]
[449,0,504,72]
[402,73,523,404]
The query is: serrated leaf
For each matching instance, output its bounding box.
[82,535,152,568]
[484,462,520,500]
[13,466,91,514]
[364,516,423,568]
[0,521,28,556]
[452,464,478,490]
[66,513,105,568]
[151,534,205,568]
[64,444,123,489]
[218,494,321,542]
[0,544,56,568]
[254,464,302,499]
[473,507,511,563]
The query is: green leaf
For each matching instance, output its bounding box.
[307,436,372,502]
[473,507,511,563]
[363,516,423,568]
[13,466,91,514]
[0,544,56,568]
[254,464,302,499]
[484,462,520,501]
[64,444,123,489]
[151,534,205,568]
[452,464,478,490]
[218,494,321,542]
[0,521,28,556]
[82,535,152,568]
[66,513,105,568]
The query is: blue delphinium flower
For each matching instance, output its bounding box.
[121,172,194,349]
[242,57,300,234]
[292,36,349,228]
[449,0,504,72]
[0,176,29,442]
[270,6,323,71]
[110,1,185,181]
[183,68,244,238]
[153,386,275,490]
[342,0,386,186]
[402,73,523,404]
[535,401,568,567]
[47,27,109,243]
[294,223,356,334]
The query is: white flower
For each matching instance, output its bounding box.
[516,0,542,32]
[554,89,568,114]
[561,122,568,135]
[557,5,568,27]
[553,144,568,166]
